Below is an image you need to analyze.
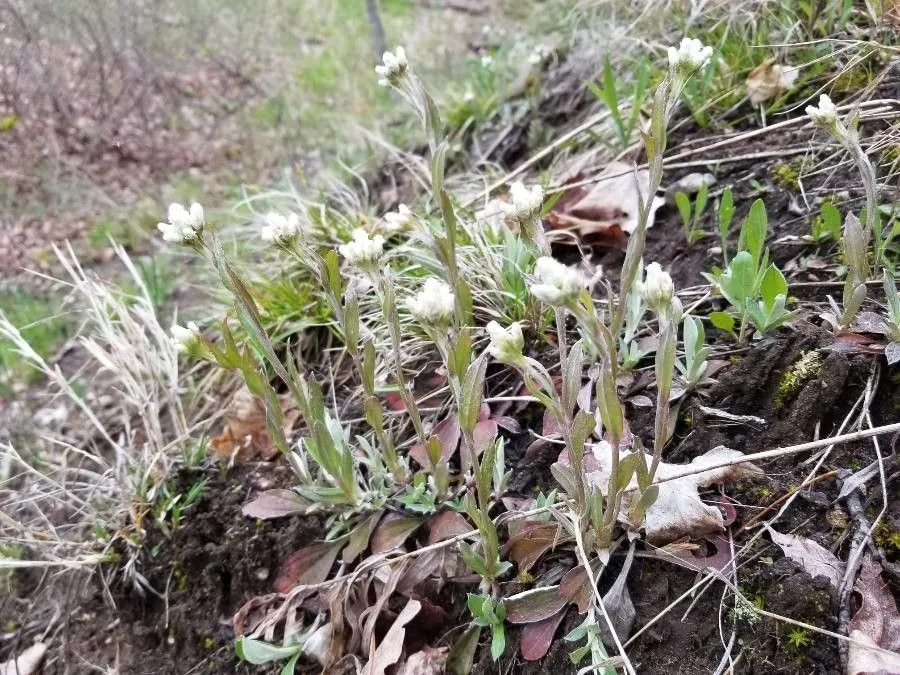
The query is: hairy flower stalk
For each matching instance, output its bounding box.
[807,94,879,327]
[639,264,682,480]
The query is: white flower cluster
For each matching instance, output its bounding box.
[529,256,586,306]
[806,94,849,142]
[407,277,455,326]
[376,47,408,87]
[170,321,200,353]
[158,202,204,243]
[339,228,385,267]
[668,38,713,75]
[486,320,524,364]
[260,212,301,243]
[497,182,544,231]
[639,262,682,320]
[383,204,414,233]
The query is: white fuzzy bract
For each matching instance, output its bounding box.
[375,46,408,87]
[640,262,675,312]
[383,204,414,233]
[158,202,204,243]
[668,38,713,74]
[486,320,524,364]
[805,94,848,141]
[338,228,385,266]
[530,256,586,306]
[407,278,455,326]
[170,321,200,352]
[508,182,543,221]
[260,212,301,243]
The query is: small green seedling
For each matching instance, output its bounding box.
[467,594,506,661]
[586,55,650,151]
[717,186,735,266]
[677,314,710,391]
[810,201,842,243]
[674,181,710,245]
[705,199,793,341]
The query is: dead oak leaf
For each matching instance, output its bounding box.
[546,161,665,244]
[847,556,900,675]
[746,59,800,105]
[585,444,762,544]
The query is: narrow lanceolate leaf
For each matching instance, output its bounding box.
[562,340,586,416]
[740,199,767,266]
[446,625,481,675]
[273,540,342,593]
[504,586,567,624]
[342,512,382,564]
[242,489,309,519]
[360,599,422,675]
[459,355,488,435]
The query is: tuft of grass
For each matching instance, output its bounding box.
[0,288,71,389]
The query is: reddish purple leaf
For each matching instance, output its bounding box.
[504,586,567,624]
[426,511,471,544]
[371,513,424,554]
[274,540,342,593]
[494,416,521,433]
[559,564,592,614]
[472,419,498,454]
[409,414,460,469]
[520,608,568,661]
[503,521,566,572]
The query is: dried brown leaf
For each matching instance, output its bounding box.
[548,161,665,238]
[587,444,762,544]
[503,521,568,572]
[360,598,422,675]
[746,58,800,105]
[768,527,843,589]
[847,557,900,675]
[426,511,472,544]
[210,387,298,462]
[396,646,448,675]
[242,489,309,519]
[342,513,382,564]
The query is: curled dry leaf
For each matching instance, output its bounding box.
[847,557,900,675]
[242,489,309,519]
[746,58,800,105]
[210,387,299,462]
[360,598,422,675]
[546,161,665,244]
[0,643,46,675]
[767,527,843,589]
[586,444,762,544]
[598,542,636,648]
[653,534,735,573]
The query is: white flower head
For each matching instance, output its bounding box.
[486,320,525,364]
[640,262,675,312]
[508,182,544,222]
[480,54,493,68]
[530,256,586,306]
[158,202,204,243]
[383,204,415,233]
[668,38,713,76]
[260,212,301,243]
[338,228,385,267]
[407,277,455,327]
[806,94,848,141]
[375,46,409,87]
[170,321,200,353]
